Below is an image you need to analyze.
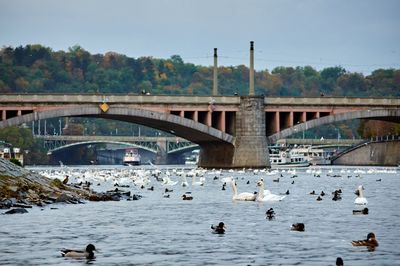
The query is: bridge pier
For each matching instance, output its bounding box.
[231,96,270,168]
[199,96,270,168]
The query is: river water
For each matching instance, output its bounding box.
[1,165,399,265]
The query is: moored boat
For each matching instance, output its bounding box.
[269,148,310,168]
[123,148,141,166]
[290,145,332,165]
[185,149,199,165]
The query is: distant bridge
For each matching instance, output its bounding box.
[34,135,197,163]
[1,94,399,168]
[36,134,361,159]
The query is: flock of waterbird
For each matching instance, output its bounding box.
[35,165,395,261]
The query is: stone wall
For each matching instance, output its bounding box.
[333,141,400,166]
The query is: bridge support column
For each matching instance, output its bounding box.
[231,96,270,168]
[199,97,269,168]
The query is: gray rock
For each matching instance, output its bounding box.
[55,193,72,203]
[0,199,12,209]
[4,208,28,214]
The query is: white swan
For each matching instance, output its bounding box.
[192,175,204,186]
[354,185,368,205]
[181,175,189,187]
[162,176,177,186]
[256,179,286,202]
[230,179,256,201]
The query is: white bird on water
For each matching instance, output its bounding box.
[230,178,256,201]
[256,178,286,202]
[181,175,189,187]
[354,185,368,205]
[162,176,177,186]
[192,175,204,186]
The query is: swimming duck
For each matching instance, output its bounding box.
[61,244,96,259]
[182,192,193,200]
[309,190,316,195]
[266,208,275,220]
[354,185,368,205]
[336,257,344,266]
[211,222,225,234]
[316,196,322,201]
[291,223,305,231]
[353,207,368,215]
[131,194,141,200]
[332,191,342,201]
[351,232,378,248]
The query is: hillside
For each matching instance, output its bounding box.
[1,44,399,97]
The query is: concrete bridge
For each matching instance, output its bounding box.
[1,93,399,168]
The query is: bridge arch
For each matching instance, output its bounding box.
[0,105,234,145]
[267,109,400,143]
[47,140,158,155]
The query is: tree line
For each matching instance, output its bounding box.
[1,44,399,97]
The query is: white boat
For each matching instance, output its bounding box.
[123,148,141,166]
[185,149,199,165]
[290,146,332,165]
[269,149,310,168]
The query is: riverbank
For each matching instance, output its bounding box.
[0,158,124,213]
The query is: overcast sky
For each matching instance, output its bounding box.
[1,0,399,74]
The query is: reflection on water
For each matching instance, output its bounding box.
[1,166,400,265]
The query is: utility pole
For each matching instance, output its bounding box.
[213,48,218,96]
[249,41,255,96]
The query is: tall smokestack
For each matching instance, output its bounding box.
[249,41,254,96]
[213,48,218,96]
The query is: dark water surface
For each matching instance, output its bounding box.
[1,166,399,265]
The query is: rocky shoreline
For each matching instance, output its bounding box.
[0,158,131,214]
